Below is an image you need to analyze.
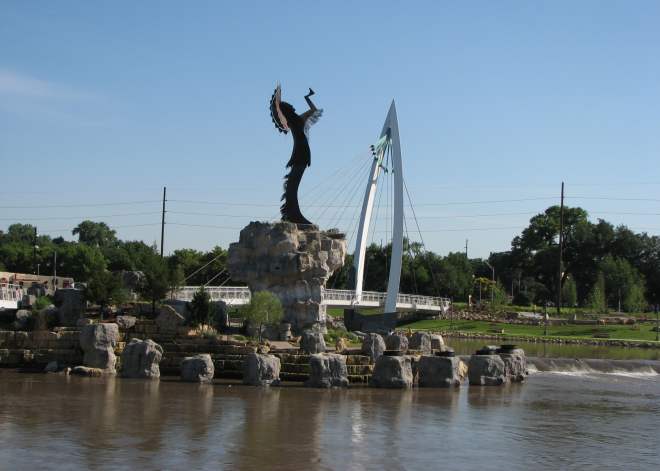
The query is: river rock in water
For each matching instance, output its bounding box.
[181,354,215,383]
[120,338,163,379]
[418,355,463,387]
[468,354,507,386]
[305,353,349,388]
[370,355,413,388]
[79,323,119,372]
[243,352,281,386]
[499,347,527,382]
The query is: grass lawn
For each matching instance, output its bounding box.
[327,307,382,318]
[406,318,660,342]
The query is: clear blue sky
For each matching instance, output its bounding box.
[2,1,659,258]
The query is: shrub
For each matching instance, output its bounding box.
[238,291,283,342]
[187,287,214,327]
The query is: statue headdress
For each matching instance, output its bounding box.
[270,84,289,134]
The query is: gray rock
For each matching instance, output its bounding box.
[120,338,163,379]
[212,300,229,330]
[300,329,326,354]
[500,348,527,382]
[468,354,508,386]
[430,334,445,350]
[305,353,349,388]
[79,323,119,372]
[408,331,432,354]
[279,322,292,340]
[44,360,59,373]
[227,221,347,331]
[242,352,281,386]
[156,305,185,333]
[181,354,215,383]
[76,317,93,327]
[370,355,414,388]
[115,315,137,330]
[13,309,32,330]
[361,333,386,362]
[34,307,57,331]
[71,366,104,377]
[385,332,409,353]
[418,355,463,387]
[54,288,85,327]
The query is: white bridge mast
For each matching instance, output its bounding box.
[353,101,404,313]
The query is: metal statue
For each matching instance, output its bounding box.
[270,84,323,225]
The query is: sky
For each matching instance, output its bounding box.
[1,1,660,258]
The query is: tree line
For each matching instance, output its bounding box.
[1,204,658,312]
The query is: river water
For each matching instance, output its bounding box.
[1,369,658,470]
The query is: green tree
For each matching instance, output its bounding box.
[587,272,607,314]
[187,287,213,327]
[72,221,117,247]
[137,255,171,314]
[239,291,283,342]
[561,277,578,307]
[85,270,126,313]
[599,256,646,312]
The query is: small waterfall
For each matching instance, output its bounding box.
[528,357,660,377]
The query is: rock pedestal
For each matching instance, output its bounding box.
[305,353,349,388]
[499,347,527,382]
[243,352,281,386]
[227,221,346,332]
[120,339,163,379]
[181,354,215,383]
[370,355,414,388]
[79,323,119,373]
[418,356,464,387]
[409,332,432,354]
[468,354,507,386]
[300,329,326,354]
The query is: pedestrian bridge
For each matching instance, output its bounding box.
[173,286,451,313]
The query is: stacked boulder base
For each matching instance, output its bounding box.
[79,323,119,373]
[54,288,86,327]
[227,221,347,332]
[499,347,527,382]
[385,332,409,353]
[305,353,349,388]
[418,355,465,388]
[468,351,508,386]
[121,338,163,379]
[181,354,215,383]
[370,355,414,388]
[361,333,386,362]
[243,352,281,386]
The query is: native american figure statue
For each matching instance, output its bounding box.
[270,84,323,225]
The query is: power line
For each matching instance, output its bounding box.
[0,211,162,221]
[0,200,161,209]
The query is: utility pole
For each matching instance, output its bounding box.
[160,186,167,258]
[557,181,564,316]
[33,227,38,274]
[465,239,468,258]
[53,251,58,291]
[485,259,495,305]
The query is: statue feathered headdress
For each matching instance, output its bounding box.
[270,84,289,134]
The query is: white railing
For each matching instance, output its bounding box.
[0,284,24,309]
[172,286,451,312]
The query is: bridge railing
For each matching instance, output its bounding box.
[174,286,251,303]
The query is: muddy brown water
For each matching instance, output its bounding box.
[1,369,658,470]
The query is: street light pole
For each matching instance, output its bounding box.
[485,260,495,305]
[656,304,659,342]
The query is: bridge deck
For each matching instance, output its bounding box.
[174,286,450,313]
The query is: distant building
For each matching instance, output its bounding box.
[0,271,74,296]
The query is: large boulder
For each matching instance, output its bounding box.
[120,338,163,379]
[385,332,409,353]
[408,331,432,354]
[227,221,347,332]
[499,347,527,382]
[468,354,508,386]
[370,354,414,388]
[13,309,32,330]
[242,352,281,386]
[33,307,57,331]
[300,329,326,354]
[418,355,464,388]
[79,323,119,372]
[115,315,137,330]
[156,305,185,333]
[361,333,386,362]
[305,353,349,388]
[181,354,215,383]
[54,288,85,327]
